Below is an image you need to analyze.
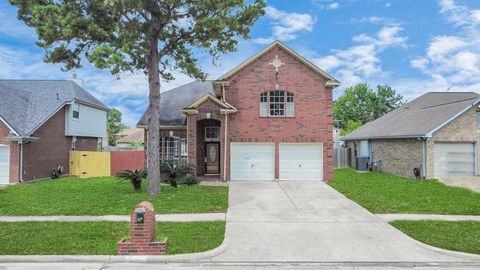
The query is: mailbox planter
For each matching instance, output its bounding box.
[118,201,169,255]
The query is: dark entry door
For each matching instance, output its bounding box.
[205,142,220,174]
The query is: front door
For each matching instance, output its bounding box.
[205,142,220,174]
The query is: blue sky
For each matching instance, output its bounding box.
[1,0,480,126]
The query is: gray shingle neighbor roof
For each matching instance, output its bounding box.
[0,80,108,137]
[137,80,215,127]
[341,92,480,140]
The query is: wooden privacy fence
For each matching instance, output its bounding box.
[110,150,145,176]
[334,147,351,168]
[70,150,144,177]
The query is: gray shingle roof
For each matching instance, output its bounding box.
[341,92,480,140]
[137,80,215,127]
[0,80,108,137]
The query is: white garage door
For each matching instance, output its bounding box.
[280,143,323,180]
[434,142,475,177]
[0,145,10,184]
[230,143,274,180]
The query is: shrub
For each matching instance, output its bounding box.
[116,169,146,191]
[160,161,195,188]
[177,176,199,186]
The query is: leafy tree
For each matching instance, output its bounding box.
[334,83,404,134]
[107,108,128,146]
[339,120,362,136]
[10,0,265,195]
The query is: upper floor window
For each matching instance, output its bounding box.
[72,103,80,119]
[205,127,220,141]
[260,90,294,117]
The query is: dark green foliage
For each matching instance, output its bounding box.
[107,108,128,146]
[116,169,146,190]
[160,161,195,188]
[334,84,404,134]
[177,176,199,186]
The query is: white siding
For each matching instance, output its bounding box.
[65,102,107,137]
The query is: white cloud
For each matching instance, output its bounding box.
[410,0,480,89]
[350,16,396,25]
[253,6,315,43]
[314,26,408,86]
[326,3,339,10]
[0,4,36,39]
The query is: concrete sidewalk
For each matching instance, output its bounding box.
[377,214,480,222]
[0,213,226,222]
[211,181,480,263]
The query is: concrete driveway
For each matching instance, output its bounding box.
[211,180,480,263]
[439,177,480,192]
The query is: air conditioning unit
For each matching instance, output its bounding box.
[355,156,369,172]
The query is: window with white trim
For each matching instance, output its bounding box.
[259,90,294,117]
[164,137,179,162]
[205,127,220,141]
[72,103,80,119]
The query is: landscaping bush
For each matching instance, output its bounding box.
[177,176,199,186]
[160,161,195,188]
[116,169,146,191]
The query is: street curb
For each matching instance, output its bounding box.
[0,235,229,263]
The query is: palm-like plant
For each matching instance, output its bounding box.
[116,169,147,191]
[160,161,195,188]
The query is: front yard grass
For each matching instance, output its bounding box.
[390,220,480,255]
[0,221,225,255]
[330,168,480,215]
[0,177,228,215]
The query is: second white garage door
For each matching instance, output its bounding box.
[0,145,10,185]
[279,143,323,180]
[434,142,475,177]
[230,143,274,180]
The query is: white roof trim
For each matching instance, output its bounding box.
[216,40,340,85]
[425,97,480,138]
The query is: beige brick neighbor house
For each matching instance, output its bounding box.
[341,92,480,179]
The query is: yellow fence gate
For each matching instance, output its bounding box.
[70,151,110,177]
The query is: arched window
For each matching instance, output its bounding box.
[260,90,294,117]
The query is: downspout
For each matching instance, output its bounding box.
[223,112,228,181]
[19,141,24,182]
[421,138,427,179]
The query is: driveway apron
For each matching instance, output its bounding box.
[211,180,480,263]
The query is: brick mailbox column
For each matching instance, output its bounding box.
[118,201,168,255]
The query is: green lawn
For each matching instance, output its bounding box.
[0,221,225,255]
[391,220,480,255]
[330,168,480,215]
[0,177,228,215]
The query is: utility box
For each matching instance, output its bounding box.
[355,156,369,172]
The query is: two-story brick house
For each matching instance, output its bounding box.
[0,80,108,184]
[138,41,340,181]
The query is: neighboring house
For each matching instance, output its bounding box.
[116,128,144,149]
[0,80,108,184]
[341,92,480,179]
[138,41,340,181]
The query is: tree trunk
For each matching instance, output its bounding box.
[146,46,161,195]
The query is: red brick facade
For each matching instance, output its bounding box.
[1,107,100,183]
[224,46,334,180]
[145,43,335,181]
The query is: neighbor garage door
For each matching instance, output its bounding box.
[0,145,10,184]
[230,143,274,180]
[279,143,323,180]
[434,142,475,177]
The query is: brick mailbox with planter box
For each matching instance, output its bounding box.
[118,201,168,255]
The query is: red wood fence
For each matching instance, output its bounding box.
[110,150,145,176]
